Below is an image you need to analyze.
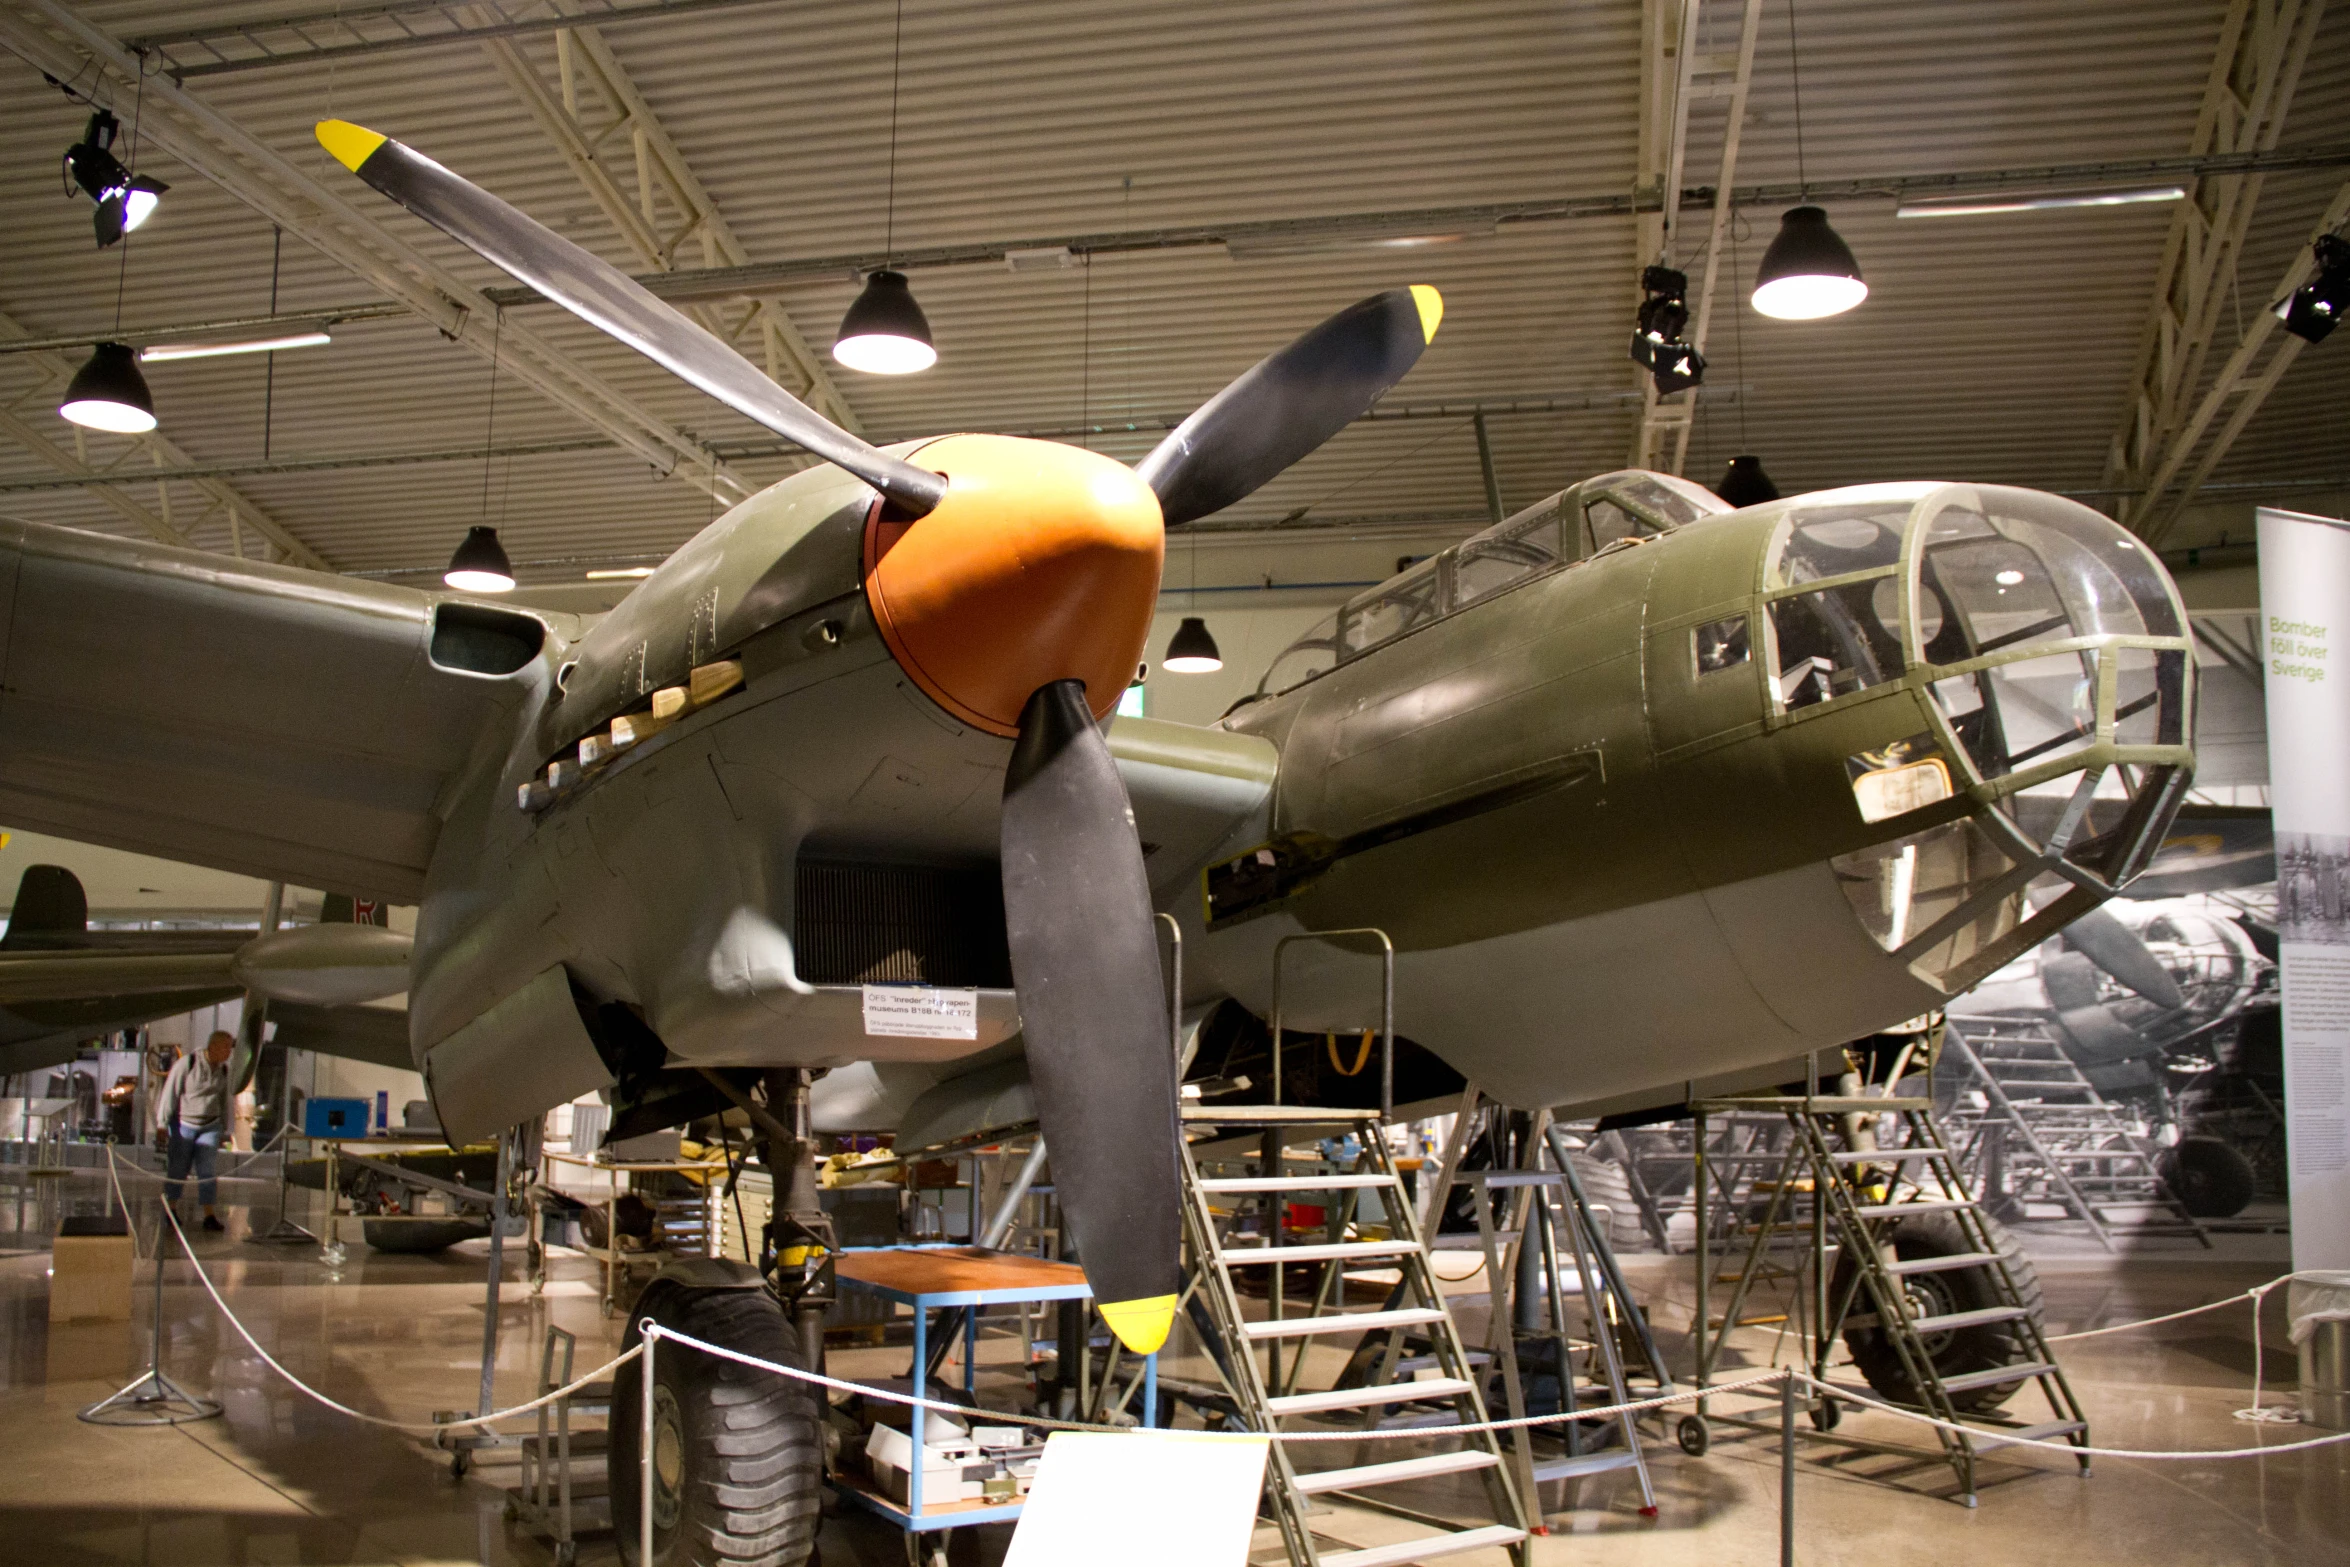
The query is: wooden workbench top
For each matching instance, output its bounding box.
[833,1247,1087,1297]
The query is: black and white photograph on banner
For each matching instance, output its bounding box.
[4,3,2350,1565]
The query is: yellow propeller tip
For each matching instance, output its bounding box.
[1409,284,1444,343]
[1096,1293,1177,1356]
[316,119,389,174]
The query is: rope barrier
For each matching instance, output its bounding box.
[105,1147,639,1432]
[97,1141,2349,1462]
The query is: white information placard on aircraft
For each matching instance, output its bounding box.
[2258,506,2350,1274]
[861,985,979,1040]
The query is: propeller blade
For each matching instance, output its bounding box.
[1134,285,1443,527]
[2060,906,2186,1009]
[999,679,1181,1353]
[315,120,947,516]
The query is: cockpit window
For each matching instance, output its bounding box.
[1593,471,1724,529]
[1769,504,1910,588]
[1453,500,1566,608]
[1583,497,1659,556]
[1258,611,1340,696]
[1340,556,1448,657]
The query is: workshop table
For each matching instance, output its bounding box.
[830,1245,1158,1545]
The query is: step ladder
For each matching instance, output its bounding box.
[1689,1092,2092,1506]
[508,1326,614,1564]
[1178,1104,1531,1567]
[1415,1089,1670,1527]
[1942,1023,2209,1249]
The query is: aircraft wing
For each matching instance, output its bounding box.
[0,519,566,900]
[1108,716,1279,897]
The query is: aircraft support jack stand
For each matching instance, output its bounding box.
[763,1069,837,1369]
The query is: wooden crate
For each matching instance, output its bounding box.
[51,1219,133,1323]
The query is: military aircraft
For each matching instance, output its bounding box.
[0,116,2194,1566]
[0,865,410,1080]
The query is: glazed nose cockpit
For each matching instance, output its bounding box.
[1762,483,2197,990]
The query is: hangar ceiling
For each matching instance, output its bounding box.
[0,0,2343,593]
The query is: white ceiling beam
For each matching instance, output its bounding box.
[1629,0,1704,471]
[0,310,332,568]
[2136,178,2350,546]
[489,20,862,436]
[2107,0,2325,525]
[0,0,749,509]
[1668,0,1764,479]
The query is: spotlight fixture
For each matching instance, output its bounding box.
[1753,206,1867,320]
[139,331,333,363]
[832,269,936,374]
[1162,616,1223,673]
[58,341,157,433]
[443,526,516,593]
[62,109,168,248]
[1715,454,1781,508]
[2273,234,2349,346]
[1629,265,1706,395]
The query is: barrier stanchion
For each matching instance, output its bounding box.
[640,1322,658,1567]
[1780,1371,1796,1567]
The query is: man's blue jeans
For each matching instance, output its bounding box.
[164,1122,222,1208]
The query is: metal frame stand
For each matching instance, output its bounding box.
[80,1205,221,1426]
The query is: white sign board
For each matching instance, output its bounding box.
[860,985,979,1040]
[1005,1430,1270,1567]
[2257,506,2350,1273]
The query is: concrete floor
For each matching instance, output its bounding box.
[1,1169,2341,1566]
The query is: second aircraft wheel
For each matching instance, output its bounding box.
[1809,1396,1841,1431]
[1676,1414,1710,1456]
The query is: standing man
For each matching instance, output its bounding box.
[156,1030,235,1232]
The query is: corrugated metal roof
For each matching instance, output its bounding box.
[0,0,2342,581]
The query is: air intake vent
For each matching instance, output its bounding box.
[792,860,1013,987]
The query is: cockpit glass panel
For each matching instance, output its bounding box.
[1768,582,1905,709]
[1340,557,1446,657]
[1454,502,1565,608]
[1584,497,1658,555]
[1768,504,1910,588]
[1258,611,1340,696]
[1596,472,1724,529]
[1981,651,2100,769]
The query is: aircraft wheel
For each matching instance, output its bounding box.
[1676,1414,1709,1457]
[613,1286,823,1567]
[1809,1396,1841,1431]
[1833,1211,2042,1413]
[2157,1137,2258,1219]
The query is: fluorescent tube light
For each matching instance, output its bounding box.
[1896,186,2185,219]
[138,331,333,362]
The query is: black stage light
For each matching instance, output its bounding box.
[1630,265,1706,395]
[2273,234,2349,345]
[63,110,167,248]
[1715,454,1781,508]
[1752,206,1866,320]
[58,341,157,433]
[1163,616,1223,673]
[833,270,936,374]
[444,526,517,593]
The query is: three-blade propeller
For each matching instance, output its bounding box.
[322,120,1440,1353]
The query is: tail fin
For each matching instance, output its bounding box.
[1,865,89,948]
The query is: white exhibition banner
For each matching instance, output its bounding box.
[2257,506,2350,1273]
[861,984,980,1040]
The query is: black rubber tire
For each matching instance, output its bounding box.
[2157,1136,2258,1219]
[1833,1209,2044,1414]
[362,1218,490,1253]
[1676,1414,1709,1456]
[612,1287,824,1567]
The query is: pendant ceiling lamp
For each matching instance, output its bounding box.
[444,525,516,593]
[1163,616,1223,673]
[834,269,936,374]
[1715,454,1781,508]
[834,0,935,375]
[1751,1,1865,321]
[58,341,157,433]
